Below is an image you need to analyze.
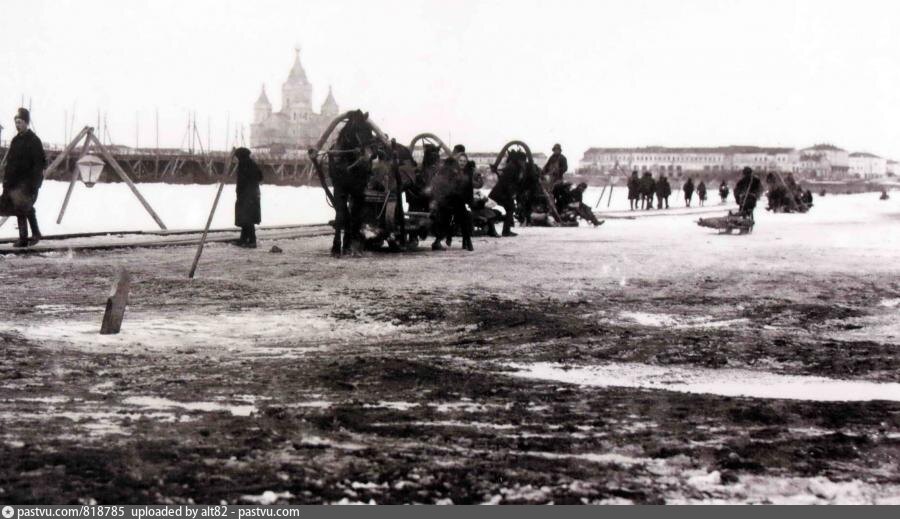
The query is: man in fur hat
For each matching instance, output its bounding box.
[2,108,46,247]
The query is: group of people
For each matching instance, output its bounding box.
[764,172,813,213]
[626,172,724,211]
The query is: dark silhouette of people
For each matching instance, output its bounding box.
[542,144,568,186]
[640,171,656,210]
[233,147,263,248]
[683,178,695,207]
[1,108,46,247]
[656,175,671,209]
[697,181,707,207]
[734,167,763,218]
[627,171,640,211]
[719,181,729,204]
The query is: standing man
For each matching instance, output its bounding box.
[542,143,568,186]
[734,167,763,218]
[640,171,656,210]
[1,108,46,247]
[683,177,695,207]
[627,170,640,211]
[233,147,263,248]
[718,180,729,204]
[656,174,671,209]
[697,181,707,207]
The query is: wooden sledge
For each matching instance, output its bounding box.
[697,211,754,235]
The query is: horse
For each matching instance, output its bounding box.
[326,110,383,256]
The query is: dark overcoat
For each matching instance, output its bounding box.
[235,156,263,227]
[1,129,46,216]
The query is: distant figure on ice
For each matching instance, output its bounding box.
[880,189,890,201]
[683,177,695,207]
[627,170,640,211]
[543,144,568,186]
[640,171,656,210]
[656,174,671,209]
[234,147,263,248]
[697,181,707,207]
[718,181,729,204]
[734,167,763,218]
[0,108,46,247]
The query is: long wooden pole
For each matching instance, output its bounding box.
[189,159,235,279]
[89,133,167,230]
[57,129,95,224]
[595,184,607,208]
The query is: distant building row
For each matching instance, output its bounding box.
[580,144,898,180]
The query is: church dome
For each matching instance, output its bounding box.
[255,85,271,107]
[286,48,310,86]
[321,85,339,116]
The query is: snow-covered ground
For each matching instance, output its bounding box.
[2,183,899,504]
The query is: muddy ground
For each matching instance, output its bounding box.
[1,198,899,504]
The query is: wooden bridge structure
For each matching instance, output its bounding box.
[0,143,319,186]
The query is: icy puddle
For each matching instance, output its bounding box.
[6,309,414,352]
[618,311,748,329]
[505,362,900,402]
[123,396,256,416]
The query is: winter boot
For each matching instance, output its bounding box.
[14,217,29,247]
[27,213,42,246]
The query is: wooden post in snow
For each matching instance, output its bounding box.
[100,269,131,335]
[189,157,236,279]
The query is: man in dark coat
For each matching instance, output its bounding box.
[489,150,525,237]
[697,181,707,207]
[734,167,763,218]
[719,181,729,204]
[640,171,656,210]
[430,158,474,251]
[627,170,640,210]
[542,144,568,186]
[2,108,46,247]
[683,177,695,207]
[656,174,671,209]
[233,147,263,248]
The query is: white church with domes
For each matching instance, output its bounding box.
[250,49,340,150]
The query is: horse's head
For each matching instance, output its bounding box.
[336,110,378,155]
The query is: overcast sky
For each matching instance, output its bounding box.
[2,0,898,160]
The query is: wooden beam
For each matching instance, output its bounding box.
[189,160,236,279]
[57,129,95,224]
[89,133,167,230]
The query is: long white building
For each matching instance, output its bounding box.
[580,143,882,180]
[580,146,797,178]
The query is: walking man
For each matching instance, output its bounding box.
[1,108,46,247]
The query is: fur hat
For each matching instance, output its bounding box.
[15,107,30,124]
